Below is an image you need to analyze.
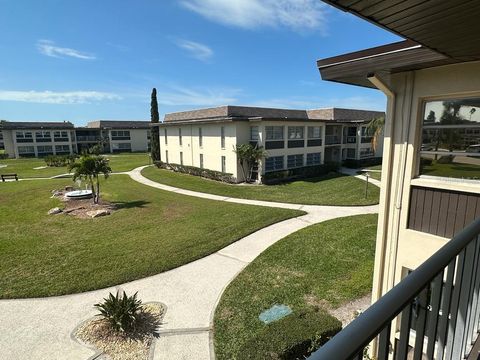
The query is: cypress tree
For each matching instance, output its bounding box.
[150,88,161,161]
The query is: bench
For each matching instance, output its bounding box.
[1,174,18,182]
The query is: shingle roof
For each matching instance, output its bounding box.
[0,121,75,130]
[162,105,384,125]
[87,120,150,129]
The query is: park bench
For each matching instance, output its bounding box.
[1,174,18,182]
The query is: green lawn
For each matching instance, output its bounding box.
[0,176,302,298]
[421,160,480,179]
[142,167,380,206]
[214,214,378,360]
[0,153,151,178]
[359,164,382,181]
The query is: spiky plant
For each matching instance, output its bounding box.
[94,291,142,332]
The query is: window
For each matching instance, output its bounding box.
[35,131,52,142]
[306,152,321,166]
[16,131,33,143]
[265,156,284,172]
[111,130,131,140]
[179,128,182,146]
[165,150,169,163]
[200,154,204,169]
[17,146,35,155]
[164,128,168,145]
[360,148,374,158]
[221,126,225,149]
[112,143,132,152]
[37,145,53,155]
[266,126,284,140]
[288,126,304,139]
[420,98,480,181]
[287,154,303,169]
[250,126,259,141]
[180,151,183,165]
[55,145,70,154]
[199,127,203,147]
[308,126,321,139]
[347,148,356,159]
[53,131,69,142]
[221,156,226,173]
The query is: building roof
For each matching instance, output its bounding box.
[87,120,150,129]
[0,121,75,130]
[318,0,480,88]
[161,105,383,125]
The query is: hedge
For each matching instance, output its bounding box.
[343,157,382,169]
[154,161,236,183]
[238,308,342,360]
[261,163,339,185]
[44,154,78,167]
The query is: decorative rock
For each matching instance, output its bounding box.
[86,209,110,218]
[48,207,63,215]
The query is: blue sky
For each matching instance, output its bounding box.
[0,0,401,125]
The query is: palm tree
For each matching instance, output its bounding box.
[367,116,385,153]
[68,155,112,204]
[234,143,267,182]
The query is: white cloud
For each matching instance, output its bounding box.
[180,0,328,32]
[174,39,213,62]
[157,85,240,106]
[37,40,96,60]
[0,90,121,104]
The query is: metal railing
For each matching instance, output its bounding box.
[309,217,480,360]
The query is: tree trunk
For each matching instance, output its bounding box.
[95,175,100,204]
[89,176,96,204]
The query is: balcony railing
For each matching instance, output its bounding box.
[309,217,480,360]
[76,135,100,142]
[325,135,341,145]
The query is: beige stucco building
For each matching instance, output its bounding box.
[158,105,384,182]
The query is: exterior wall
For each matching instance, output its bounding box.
[372,61,480,311]
[109,129,149,153]
[2,128,75,158]
[257,121,325,173]
[159,122,242,181]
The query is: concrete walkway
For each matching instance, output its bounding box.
[0,166,378,360]
[339,166,382,188]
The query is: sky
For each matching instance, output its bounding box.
[0,0,402,125]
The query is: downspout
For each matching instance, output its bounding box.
[367,74,396,303]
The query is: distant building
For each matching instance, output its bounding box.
[157,105,384,182]
[0,120,151,158]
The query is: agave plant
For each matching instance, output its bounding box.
[94,291,142,332]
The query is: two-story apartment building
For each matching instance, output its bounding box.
[158,105,384,182]
[0,120,151,158]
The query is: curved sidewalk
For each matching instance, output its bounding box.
[0,166,378,360]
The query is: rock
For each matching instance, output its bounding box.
[48,207,63,215]
[86,209,110,218]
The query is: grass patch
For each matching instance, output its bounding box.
[421,160,480,179]
[142,167,380,206]
[0,153,150,178]
[0,176,302,298]
[214,214,378,360]
[359,165,382,181]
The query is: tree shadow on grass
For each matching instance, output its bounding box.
[114,200,150,209]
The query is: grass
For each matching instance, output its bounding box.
[142,167,380,206]
[421,160,480,179]
[214,214,378,360]
[359,164,382,181]
[0,176,302,298]
[0,153,151,178]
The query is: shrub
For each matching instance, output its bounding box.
[44,154,78,167]
[239,308,342,360]
[94,291,143,332]
[343,157,382,169]
[261,163,339,185]
[154,161,236,183]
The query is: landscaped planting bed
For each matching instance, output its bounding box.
[0,176,303,298]
[214,214,378,360]
[142,167,380,206]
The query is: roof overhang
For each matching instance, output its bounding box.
[322,0,480,62]
[317,40,457,88]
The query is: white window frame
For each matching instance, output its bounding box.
[288,126,304,140]
[287,154,304,169]
[306,152,321,165]
[265,156,284,172]
[266,126,284,140]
